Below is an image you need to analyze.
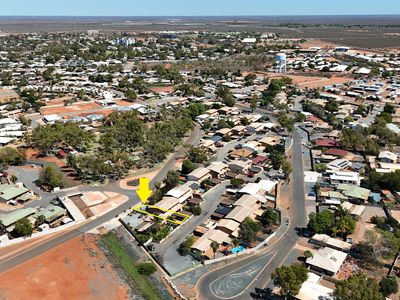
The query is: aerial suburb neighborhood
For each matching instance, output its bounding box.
[0,1,400,300]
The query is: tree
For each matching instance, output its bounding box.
[334,272,382,300]
[271,264,308,298]
[307,210,335,234]
[379,275,398,297]
[37,165,66,191]
[230,178,244,188]
[182,159,196,175]
[12,218,33,237]
[189,205,202,216]
[187,146,208,164]
[137,262,157,276]
[10,175,18,184]
[231,237,240,247]
[239,217,261,244]
[222,93,235,107]
[179,236,195,256]
[304,250,313,259]
[281,160,292,179]
[277,112,294,132]
[260,208,279,227]
[163,171,179,190]
[244,73,257,86]
[186,103,206,120]
[332,213,356,238]
[0,147,26,171]
[210,240,219,259]
[35,215,47,227]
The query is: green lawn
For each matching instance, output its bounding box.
[102,233,161,300]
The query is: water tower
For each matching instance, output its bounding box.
[275,53,287,73]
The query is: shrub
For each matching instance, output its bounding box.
[137,262,157,276]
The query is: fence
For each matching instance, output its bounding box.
[0,221,77,248]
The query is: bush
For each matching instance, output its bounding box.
[189,205,202,216]
[152,227,170,242]
[179,236,195,256]
[182,159,196,175]
[137,262,157,276]
[12,218,33,237]
[379,275,398,297]
[304,250,313,259]
[230,178,244,188]
[137,234,150,243]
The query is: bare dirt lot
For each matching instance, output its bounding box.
[267,72,354,89]
[0,234,131,300]
[41,102,101,116]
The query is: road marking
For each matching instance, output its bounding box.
[209,251,277,299]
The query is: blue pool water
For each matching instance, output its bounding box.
[231,246,245,254]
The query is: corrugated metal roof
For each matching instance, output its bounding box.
[0,207,36,227]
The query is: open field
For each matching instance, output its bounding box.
[0,235,131,300]
[1,16,400,48]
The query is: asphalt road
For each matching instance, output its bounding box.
[0,124,202,273]
[196,127,307,300]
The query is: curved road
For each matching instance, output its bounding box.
[197,128,307,300]
[0,124,202,273]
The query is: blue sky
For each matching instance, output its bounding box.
[1,0,400,16]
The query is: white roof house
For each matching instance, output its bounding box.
[310,234,352,252]
[241,38,257,43]
[225,206,253,223]
[329,171,361,186]
[304,171,322,183]
[239,183,262,196]
[0,118,18,125]
[296,272,334,300]
[258,180,277,194]
[165,183,193,203]
[354,67,371,75]
[43,114,62,124]
[306,247,347,276]
[329,65,348,72]
[378,151,398,163]
[326,159,351,171]
[208,162,228,176]
[187,167,212,183]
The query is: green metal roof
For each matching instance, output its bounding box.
[329,191,348,200]
[0,207,36,227]
[0,184,29,201]
[336,184,370,201]
[33,205,66,222]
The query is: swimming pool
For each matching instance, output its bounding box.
[231,246,245,254]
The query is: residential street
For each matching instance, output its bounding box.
[0,124,202,272]
[196,127,307,300]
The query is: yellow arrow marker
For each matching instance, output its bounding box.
[136,178,153,204]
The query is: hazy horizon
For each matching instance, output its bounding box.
[1,0,399,17]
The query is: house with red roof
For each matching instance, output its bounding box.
[325,149,349,158]
[315,138,340,148]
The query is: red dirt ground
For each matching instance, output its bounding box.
[0,235,130,300]
[41,102,101,116]
[267,72,354,89]
[25,148,66,168]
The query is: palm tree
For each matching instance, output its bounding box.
[335,206,349,219]
[231,237,240,247]
[210,240,219,259]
